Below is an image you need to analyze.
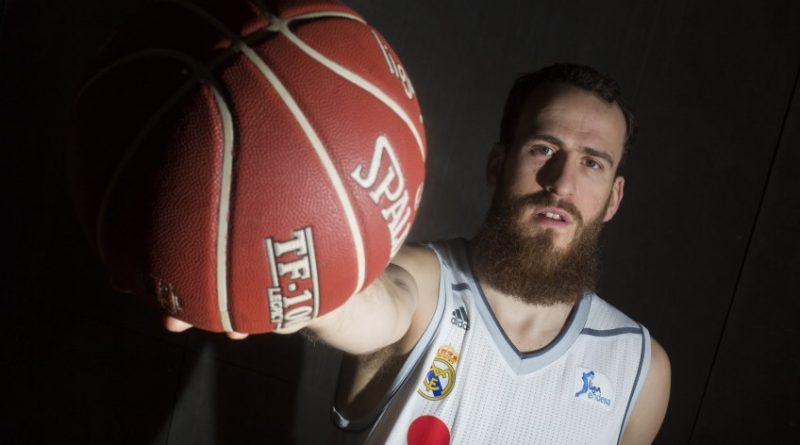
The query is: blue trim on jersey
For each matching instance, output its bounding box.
[617,322,649,444]
[581,327,642,337]
[519,296,589,360]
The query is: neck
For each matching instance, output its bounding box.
[468,237,579,353]
[482,281,577,353]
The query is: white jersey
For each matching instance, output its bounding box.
[333,239,651,445]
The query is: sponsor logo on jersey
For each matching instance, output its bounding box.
[407,415,451,445]
[417,344,459,401]
[574,367,614,409]
[450,306,470,330]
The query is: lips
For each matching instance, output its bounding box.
[534,206,573,225]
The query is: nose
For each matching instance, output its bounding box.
[538,151,577,198]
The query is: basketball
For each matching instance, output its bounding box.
[70,0,426,334]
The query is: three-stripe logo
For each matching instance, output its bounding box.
[451,306,470,330]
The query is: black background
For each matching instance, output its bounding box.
[2,0,800,443]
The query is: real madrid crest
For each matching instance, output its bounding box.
[417,344,459,401]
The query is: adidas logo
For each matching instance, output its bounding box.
[451,306,470,330]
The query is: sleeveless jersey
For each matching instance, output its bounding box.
[333,239,651,445]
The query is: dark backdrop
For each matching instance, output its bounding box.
[3,0,799,444]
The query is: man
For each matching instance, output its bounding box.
[167,63,670,444]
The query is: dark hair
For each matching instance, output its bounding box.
[499,63,637,168]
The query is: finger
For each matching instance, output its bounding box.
[226,331,249,340]
[164,315,193,332]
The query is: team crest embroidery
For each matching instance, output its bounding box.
[574,366,614,409]
[417,344,459,401]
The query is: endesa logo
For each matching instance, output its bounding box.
[574,367,614,409]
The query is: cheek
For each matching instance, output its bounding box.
[578,180,614,219]
[507,162,544,193]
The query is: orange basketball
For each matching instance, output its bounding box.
[70,0,426,333]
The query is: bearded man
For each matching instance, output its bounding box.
[167,63,671,444]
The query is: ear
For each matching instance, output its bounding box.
[603,176,625,222]
[486,143,507,188]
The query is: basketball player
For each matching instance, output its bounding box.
[166,63,671,444]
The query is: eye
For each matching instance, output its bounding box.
[531,145,555,157]
[583,158,602,170]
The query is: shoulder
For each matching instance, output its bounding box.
[391,242,442,354]
[584,294,641,330]
[391,242,440,272]
[392,238,470,289]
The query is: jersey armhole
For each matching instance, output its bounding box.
[617,324,652,444]
[331,244,449,432]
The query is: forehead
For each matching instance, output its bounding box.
[514,82,627,160]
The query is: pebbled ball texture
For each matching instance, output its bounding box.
[70,0,426,333]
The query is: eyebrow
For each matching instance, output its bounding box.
[582,147,615,168]
[531,134,616,168]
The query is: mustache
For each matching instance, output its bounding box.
[510,192,583,225]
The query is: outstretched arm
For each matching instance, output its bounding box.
[300,261,418,355]
[164,244,438,356]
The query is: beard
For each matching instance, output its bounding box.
[471,190,605,306]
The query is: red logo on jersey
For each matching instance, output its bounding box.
[407,415,450,445]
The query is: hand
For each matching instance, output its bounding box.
[163,315,249,340]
